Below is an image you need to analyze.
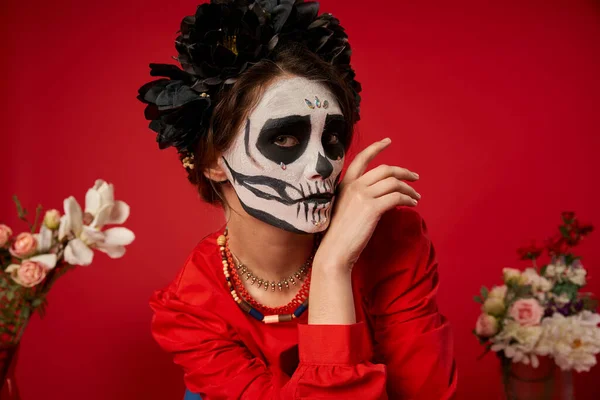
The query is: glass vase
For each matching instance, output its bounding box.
[501,355,574,400]
[0,346,21,400]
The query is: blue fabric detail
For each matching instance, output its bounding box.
[184,389,202,400]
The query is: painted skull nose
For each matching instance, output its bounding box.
[315,153,333,179]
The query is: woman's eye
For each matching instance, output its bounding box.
[274,135,299,147]
[327,133,340,145]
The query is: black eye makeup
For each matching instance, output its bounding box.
[256,115,311,165]
[322,114,347,160]
[273,135,300,148]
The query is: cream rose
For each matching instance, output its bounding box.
[9,232,37,258]
[503,268,524,284]
[5,260,48,288]
[509,299,544,327]
[476,314,499,337]
[489,285,507,300]
[0,224,12,247]
[483,297,506,316]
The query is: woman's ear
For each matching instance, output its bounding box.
[203,159,228,183]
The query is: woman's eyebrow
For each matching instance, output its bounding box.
[324,114,345,126]
[260,115,311,132]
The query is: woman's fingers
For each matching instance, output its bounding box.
[360,164,419,186]
[376,191,419,212]
[367,176,421,200]
[342,138,392,184]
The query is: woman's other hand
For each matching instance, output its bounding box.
[316,138,421,272]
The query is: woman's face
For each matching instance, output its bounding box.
[220,76,347,234]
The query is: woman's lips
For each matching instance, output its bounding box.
[297,193,333,204]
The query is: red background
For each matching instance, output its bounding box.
[1,0,599,398]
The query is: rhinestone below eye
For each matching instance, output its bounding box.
[304,99,315,109]
[315,96,321,108]
[323,100,329,109]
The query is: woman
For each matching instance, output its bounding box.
[138,1,456,398]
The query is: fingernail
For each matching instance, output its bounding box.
[412,199,418,206]
[416,192,422,199]
[413,172,419,179]
[381,138,391,144]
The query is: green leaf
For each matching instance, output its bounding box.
[582,297,599,311]
[31,298,43,308]
[540,265,548,276]
[480,286,489,300]
[552,281,579,301]
[31,204,44,234]
[564,254,574,266]
[21,307,31,321]
[6,291,14,301]
[559,226,569,239]
[473,295,483,304]
[12,195,27,218]
[477,346,492,360]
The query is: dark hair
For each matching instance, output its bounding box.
[189,43,358,205]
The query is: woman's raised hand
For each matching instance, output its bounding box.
[315,138,421,272]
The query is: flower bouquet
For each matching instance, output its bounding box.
[0,180,134,397]
[473,212,598,400]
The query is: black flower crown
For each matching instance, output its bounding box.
[137,0,362,157]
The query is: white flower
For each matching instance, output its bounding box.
[566,266,586,286]
[59,180,134,266]
[552,293,571,306]
[84,179,130,227]
[522,268,553,293]
[491,320,543,367]
[35,224,54,253]
[544,261,567,279]
[536,312,600,372]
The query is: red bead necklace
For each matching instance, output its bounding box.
[225,240,313,316]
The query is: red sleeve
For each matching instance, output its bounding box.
[150,255,387,399]
[359,208,457,399]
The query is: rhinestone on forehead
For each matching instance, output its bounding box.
[305,96,330,110]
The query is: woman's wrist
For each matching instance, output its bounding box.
[313,241,355,275]
[308,254,356,325]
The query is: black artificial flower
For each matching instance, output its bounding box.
[138,0,361,154]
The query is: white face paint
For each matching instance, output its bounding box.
[220,76,347,233]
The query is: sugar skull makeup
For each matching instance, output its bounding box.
[220,77,347,234]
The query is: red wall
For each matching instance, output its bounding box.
[1,0,599,398]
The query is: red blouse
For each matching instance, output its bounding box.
[150,207,457,399]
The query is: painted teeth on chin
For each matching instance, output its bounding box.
[304,202,309,222]
[312,216,328,227]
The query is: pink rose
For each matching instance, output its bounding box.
[9,232,37,258]
[475,314,499,337]
[6,260,48,288]
[0,225,12,247]
[509,298,544,327]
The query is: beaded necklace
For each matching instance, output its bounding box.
[231,252,310,292]
[217,231,314,323]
